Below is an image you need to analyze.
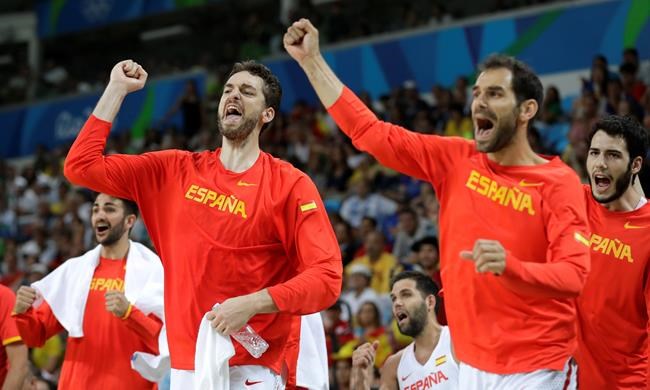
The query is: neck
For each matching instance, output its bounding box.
[219,131,261,173]
[604,186,644,212]
[100,236,130,259]
[414,318,442,351]
[488,126,547,166]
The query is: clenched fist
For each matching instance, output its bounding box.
[14,286,38,314]
[108,59,148,95]
[105,290,131,318]
[283,19,321,65]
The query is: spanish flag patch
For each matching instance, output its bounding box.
[300,201,317,212]
[574,231,590,247]
[435,355,447,366]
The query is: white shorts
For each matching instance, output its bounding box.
[170,365,285,390]
[458,358,577,390]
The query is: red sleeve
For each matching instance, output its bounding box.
[12,301,64,348]
[646,265,650,389]
[327,87,475,188]
[267,175,343,314]
[0,287,21,347]
[123,306,162,354]
[500,173,591,298]
[63,115,178,199]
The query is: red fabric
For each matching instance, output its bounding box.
[0,284,21,384]
[14,258,160,389]
[577,186,650,389]
[328,87,590,374]
[63,116,342,372]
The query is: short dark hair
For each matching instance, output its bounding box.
[479,54,544,111]
[228,61,282,131]
[619,61,638,75]
[93,193,139,218]
[391,271,439,299]
[589,115,649,162]
[623,47,639,60]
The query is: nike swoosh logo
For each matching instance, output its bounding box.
[237,180,257,187]
[624,222,648,229]
[401,373,412,381]
[244,379,263,386]
[519,180,544,187]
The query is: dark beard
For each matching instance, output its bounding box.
[590,162,633,204]
[397,302,428,337]
[217,115,258,143]
[475,108,518,153]
[97,217,127,246]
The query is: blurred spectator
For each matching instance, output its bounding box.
[345,231,399,294]
[411,236,446,325]
[323,301,354,368]
[622,48,650,86]
[444,103,473,139]
[620,62,647,104]
[391,208,437,264]
[164,80,204,140]
[541,85,565,124]
[340,264,379,321]
[336,301,392,368]
[333,220,359,266]
[339,180,397,228]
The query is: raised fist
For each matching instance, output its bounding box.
[108,59,148,95]
[283,19,321,65]
[14,286,38,314]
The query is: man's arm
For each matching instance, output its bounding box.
[462,176,591,298]
[284,19,473,187]
[378,353,400,390]
[105,291,163,352]
[2,342,28,390]
[64,60,176,200]
[351,342,377,390]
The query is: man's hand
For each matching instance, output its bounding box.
[14,287,37,314]
[352,341,378,370]
[108,60,148,96]
[460,239,507,275]
[283,19,321,65]
[207,295,258,336]
[105,290,131,318]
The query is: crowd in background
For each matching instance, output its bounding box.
[1,1,650,388]
[0,0,559,107]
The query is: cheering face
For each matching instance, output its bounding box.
[391,279,431,338]
[471,68,520,153]
[91,194,130,246]
[217,71,268,142]
[587,131,633,204]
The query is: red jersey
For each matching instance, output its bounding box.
[577,185,650,389]
[14,257,161,389]
[0,285,22,385]
[63,116,342,372]
[328,87,590,374]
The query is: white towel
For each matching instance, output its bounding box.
[31,241,165,335]
[296,313,329,390]
[194,308,235,390]
[31,241,168,380]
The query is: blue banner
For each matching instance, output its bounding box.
[36,0,219,38]
[265,0,650,110]
[1,72,206,158]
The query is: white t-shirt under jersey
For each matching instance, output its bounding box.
[397,326,459,390]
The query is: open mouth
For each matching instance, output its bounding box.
[95,224,110,235]
[475,117,495,140]
[395,311,409,325]
[224,104,243,123]
[593,173,611,192]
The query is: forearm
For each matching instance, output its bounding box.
[267,263,341,315]
[299,54,344,109]
[2,345,28,390]
[500,253,588,298]
[92,83,128,122]
[248,289,278,314]
[124,307,163,353]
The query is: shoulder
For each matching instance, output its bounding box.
[382,349,405,375]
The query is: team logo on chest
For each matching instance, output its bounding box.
[184,184,248,219]
[465,170,536,215]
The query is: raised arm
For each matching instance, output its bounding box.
[284,19,474,186]
[64,60,177,199]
